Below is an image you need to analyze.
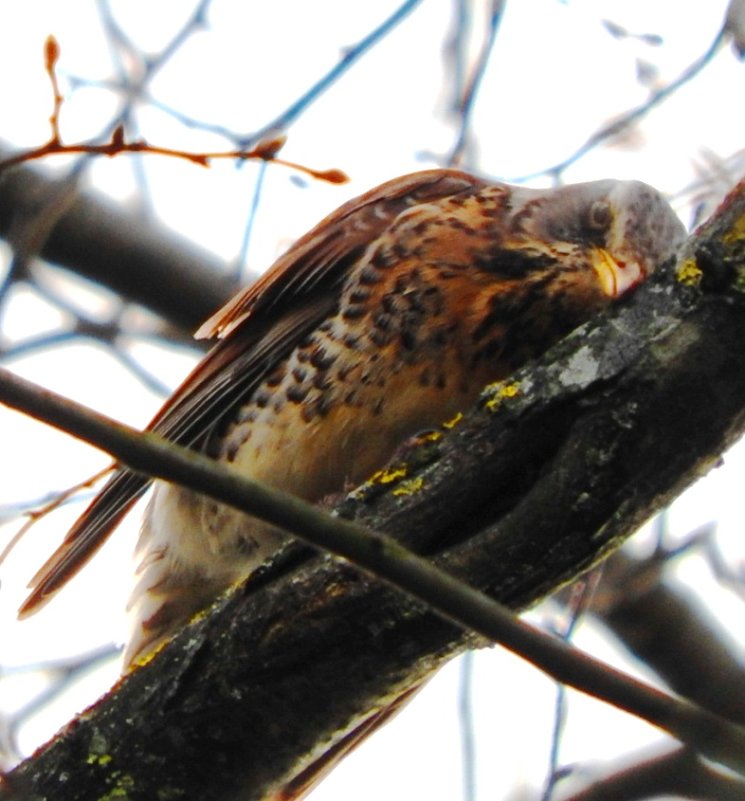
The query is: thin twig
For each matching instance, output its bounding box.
[513,25,728,183]
[447,0,506,167]
[458,651,477,801]
[0,644,120,762]
[235,0,425,150]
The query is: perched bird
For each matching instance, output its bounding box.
[21,168,685,670]
[16,168,686,800]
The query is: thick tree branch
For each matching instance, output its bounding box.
[561,746,745,801]
[3,365,745,782]
[590,548,745,726]
[0,149,240,332]
[2,179,745,800]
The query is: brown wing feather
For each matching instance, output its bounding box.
[21,168,485,617]
[195,168,482,339]
[20,299,332,616]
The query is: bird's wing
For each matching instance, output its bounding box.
[20,168,484,616]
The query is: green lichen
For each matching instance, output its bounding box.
[87,753,113,767]
[98,771,135,801]
[86,729,113,768]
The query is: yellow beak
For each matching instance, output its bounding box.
[590,248,643,298]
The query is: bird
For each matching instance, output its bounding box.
[18,168,685,794]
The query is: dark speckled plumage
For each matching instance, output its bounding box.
[19,171,685,769]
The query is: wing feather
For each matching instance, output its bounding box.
[20,168,484,616]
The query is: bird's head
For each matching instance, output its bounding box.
[508,179,687,298]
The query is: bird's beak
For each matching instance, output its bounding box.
[590,248,644,298]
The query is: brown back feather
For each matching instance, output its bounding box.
[20,169,484,616]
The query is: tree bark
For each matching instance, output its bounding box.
[2,180,745,801]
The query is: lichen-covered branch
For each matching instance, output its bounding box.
[2,180,745,801]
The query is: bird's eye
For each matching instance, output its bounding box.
[587,200,612,231]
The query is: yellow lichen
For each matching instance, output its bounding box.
[676,258,703,287]
[392,477,425,496]
[484,380,521,412]
[722,211,745,244]
[441,412,463,430]
[369,465,408,484]
[189,601,218,624]
[127,637,169,673]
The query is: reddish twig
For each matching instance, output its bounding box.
[0,37,348,186]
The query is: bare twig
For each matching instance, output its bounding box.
[0,645,120,764]
[514,25,728,182]
[458,651,477,801]
[0,121,347,184]
[447,0,506,167]
[542,573,603,800]
[0,465,112,565]
[234,0,425,151]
